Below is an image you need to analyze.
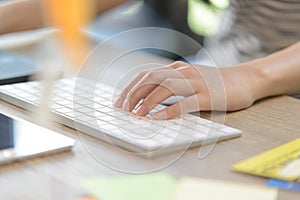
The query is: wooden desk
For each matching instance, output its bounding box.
[0,32,300,200]
[1,96,299,199]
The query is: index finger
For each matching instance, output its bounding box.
[114,66,171,108]
[114,61,188,108]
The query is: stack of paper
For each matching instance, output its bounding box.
[175,177,277,200]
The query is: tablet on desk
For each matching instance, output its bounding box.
[0,51,38,85]
[0,113,75,165]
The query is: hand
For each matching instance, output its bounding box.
[114,61,265,119]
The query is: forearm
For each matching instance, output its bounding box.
[243,42,300,100]
[0,0,43,34]
[0,0,129,34]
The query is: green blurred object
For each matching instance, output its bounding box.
[83,173,178,200]
[188,0,229,36]
[210,0,230,9]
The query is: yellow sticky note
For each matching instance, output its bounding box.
[232,138,300,182]
[175,177,278,200]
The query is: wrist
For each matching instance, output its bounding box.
[236,60,276,102]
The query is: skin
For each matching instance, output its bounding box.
[0,0,128,34]
[115,42,300,119]
[0,0,44,34]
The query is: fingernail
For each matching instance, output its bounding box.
[154,111,167,120]
[114,97,122,108]
[136,104,147,116]
[122,100,130,112]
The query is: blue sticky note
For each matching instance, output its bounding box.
[267,179,300,191]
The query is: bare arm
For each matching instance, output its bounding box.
[115,42,300,119]
[0,0,128,34]
[0,0,43,34]
[252,41,300,99]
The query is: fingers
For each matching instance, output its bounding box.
[114,66,174,108]
[168,61,188,69]
[114,70,147,108]
[112,61,231,119]
[124,69,176,111]
[153,94,211,120]
[113,61,210,119]
[117,67,190,112]
[114,62,188,108]
[135,79,200,116]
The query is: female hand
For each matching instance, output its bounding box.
[114,61,266,120]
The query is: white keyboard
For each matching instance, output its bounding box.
[0,78,242,157]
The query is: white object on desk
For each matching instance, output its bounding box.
[0,112,74,165]
[175,177,278,200]
[0,78,242,158]
[0,28,57,50]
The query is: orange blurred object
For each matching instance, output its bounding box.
[44,0,95,69]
